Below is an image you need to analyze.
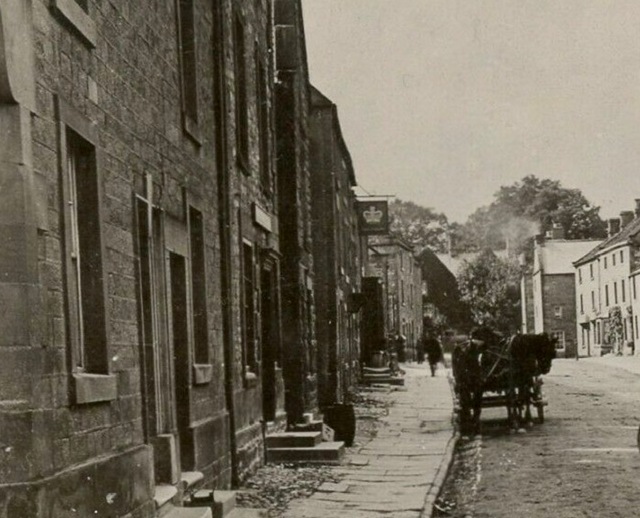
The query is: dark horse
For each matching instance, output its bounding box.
[452,327,557,435]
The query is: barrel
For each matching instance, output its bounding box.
[324,404,356,447]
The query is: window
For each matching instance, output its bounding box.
[550,331,565,350]
[580,295,584,314]
[622,279,626,303]
[605,285,610,306]
[614,282,618,304]
[621,250,624,263]
[634,277,638,300]
[177,0,198,128]
[591,290,595,310]
[590,263,594,279]
[189,207,209,364]
[242,242,256,374]
[554,306,563,318]
[63,128,107,374]
[234,15,249,169]
[604,257,608,269]
[256,52,271,191]
[578,268,582,284]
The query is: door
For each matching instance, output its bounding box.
[261,262,278,421]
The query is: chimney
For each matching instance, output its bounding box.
[534,234,545,246]
[550,222,565,240]
[620,211,634,228]
[635,198,640,217]
[608,218,621,237]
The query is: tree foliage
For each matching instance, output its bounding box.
[457,249,521,334]
[455,175,606,253]
[389,199,450,253]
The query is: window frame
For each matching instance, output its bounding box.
[176,0,201,143]
[56,96,115,403]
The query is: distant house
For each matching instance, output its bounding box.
[574,204,640,357]
[521,226,601,358]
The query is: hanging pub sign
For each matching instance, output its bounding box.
[356,199,390,235]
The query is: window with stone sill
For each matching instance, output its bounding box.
[177,0,199,140]
[57,98,109,379]
[234,14,249,171]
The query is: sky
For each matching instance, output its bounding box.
[301,0,640,223]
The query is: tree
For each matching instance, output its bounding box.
[389,199,451,253]
[456,175,606,253]
[457,249,521,334]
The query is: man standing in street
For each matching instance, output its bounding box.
[424,332,443,377]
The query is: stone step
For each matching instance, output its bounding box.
[362,375,405,386]
[226,508,268,518]
[362,366,392,375]
[266,431,322,448]
[187,489,237,518]
[163,506,213,518]
[155,484,179,517]
[291,421,335,441]
[266,441,345,464]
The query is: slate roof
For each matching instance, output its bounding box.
[536,239,602,274]
[573,217,640,266]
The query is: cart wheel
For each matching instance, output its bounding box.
[536,404,544,424]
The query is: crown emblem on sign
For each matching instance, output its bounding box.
[363,205,384,224]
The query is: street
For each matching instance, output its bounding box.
[437,358,640,518]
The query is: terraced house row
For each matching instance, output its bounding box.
[0,1,427,517]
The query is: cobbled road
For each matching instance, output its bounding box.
[437,358,640,518]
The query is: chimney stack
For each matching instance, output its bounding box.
[608,218,621,237]
[534,234,545,246]
[620,211,634,228]
[635,198,640,217]
[550,222,565,240]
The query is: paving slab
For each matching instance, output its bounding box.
[282,364,456,518]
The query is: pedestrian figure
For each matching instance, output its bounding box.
[424,334,443,377]
[416,336,425,364]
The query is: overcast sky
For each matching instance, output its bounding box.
[301,0,640,223]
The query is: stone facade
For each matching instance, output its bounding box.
[574,207,640,357]
[309,86,362,407]
[0,0,287,515]
[274,0,318,424]
[367,237,423,362]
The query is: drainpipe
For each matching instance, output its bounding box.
[213,0,238,488]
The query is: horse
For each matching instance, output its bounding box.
[452,327,557,435]
[452,326,504,435]
[509,333,557,426]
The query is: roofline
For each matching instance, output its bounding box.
[309,84,356,186]
[573,239,631,266]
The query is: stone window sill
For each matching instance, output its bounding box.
[73,373,117,404]
[183,115,202,146]
[193,364,213,385]
[51,0,97,48]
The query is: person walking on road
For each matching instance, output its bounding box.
[424,333,443,377]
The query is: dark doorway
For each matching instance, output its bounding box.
[261,263,278,421]
[169,252,191,470]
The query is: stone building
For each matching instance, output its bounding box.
[520,227,600,358]
[0,0,284,515]
[574,204,640,357]
[273,0,318,424]
[309,86,363,407]
[367,237,423,361]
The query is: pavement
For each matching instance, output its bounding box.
[282,363,456,518]
[576,353,640,376]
